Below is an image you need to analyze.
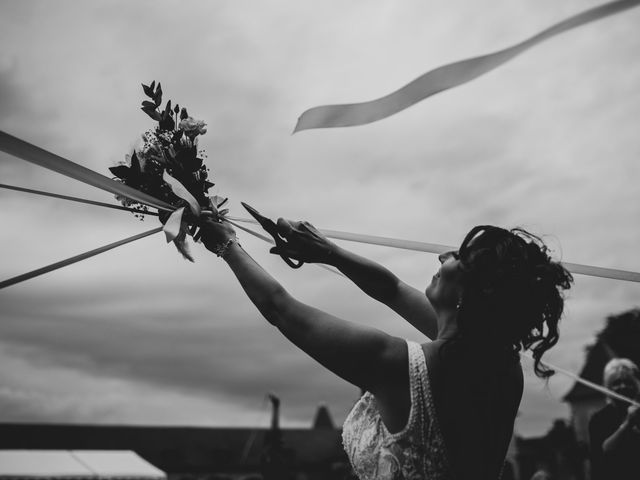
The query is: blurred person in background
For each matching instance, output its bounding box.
[589,358,640,480]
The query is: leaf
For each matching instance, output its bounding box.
[175,145,197,165]
[180,107,188,120]
[204,180,215,191]
[142,83,154,98]
[154,82,162,107]
[130,151,142,175]
[141,106,161,121]
[150,80,156,91]
[158,114,175,131]
[165,100,172,115]
[214,196,228,208]
[184,156,203,172]
[109,165,130,180]
[141,100,156,109]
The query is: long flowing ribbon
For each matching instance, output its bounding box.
[227,216,640,283]
[0,227,163,289]
[294,0,640,132]
[0,131,174,211]
[521,353,640,408]
[0,183,159,216]
[6,184,635,283]
[4,133,639,282]
[0,180,637,283]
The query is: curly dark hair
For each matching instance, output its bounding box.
[454,225,573,378]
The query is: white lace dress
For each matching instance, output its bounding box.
[342,340,452,480]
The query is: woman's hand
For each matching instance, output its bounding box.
[625,405,640,432]
[271,218,337,265]
[199,217,237,255]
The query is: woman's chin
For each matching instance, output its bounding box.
[425,285,435,303]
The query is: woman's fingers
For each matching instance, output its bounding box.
[276,217,294,237]
[199,217,236,250]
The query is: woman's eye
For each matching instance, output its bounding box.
[452,252,460,260]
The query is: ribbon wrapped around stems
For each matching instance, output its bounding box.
[0,131,174,211]
[0,130,220,261]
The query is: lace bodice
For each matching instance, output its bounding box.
[342,340,452,480]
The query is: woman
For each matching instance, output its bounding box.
[589,358,640,480]
[200,218,573,480]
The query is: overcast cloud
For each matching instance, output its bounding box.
[0,0,638,437]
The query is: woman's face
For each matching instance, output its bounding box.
[425,250,465,311]
[606,370,640,402]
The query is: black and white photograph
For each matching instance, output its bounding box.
[1,1,639,479]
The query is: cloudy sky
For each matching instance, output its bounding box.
[0,0,638,438]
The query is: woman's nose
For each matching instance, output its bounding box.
[438,251,453,264]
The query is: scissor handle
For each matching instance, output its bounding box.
[241,202,305,269]
[281,255,304,269]
[273,234,304,269]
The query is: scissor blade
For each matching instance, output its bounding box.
[241,202,273,230]
[241,201,262,220]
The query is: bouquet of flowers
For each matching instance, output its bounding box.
[109,81,227,261]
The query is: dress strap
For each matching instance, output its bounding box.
[406,339,451,474]
[407,340,443,445]
[406,341,427,438]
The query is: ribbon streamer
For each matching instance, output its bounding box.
[521,353,640,408]
[227,216,640,283]
[0,183,159,216]
[0,227,163,290]
[3,133,638,282]
[294,0,640,132]
[0,131,174,212]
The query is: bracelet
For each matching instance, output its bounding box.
[213,237,238,259]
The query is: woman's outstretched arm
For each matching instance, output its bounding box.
[270,219,439,339]
[200,218,408,394]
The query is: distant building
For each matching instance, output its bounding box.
[311,403,335,430]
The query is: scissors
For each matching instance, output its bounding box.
[241,202,304,269]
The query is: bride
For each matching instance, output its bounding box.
[199,218,572,479]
